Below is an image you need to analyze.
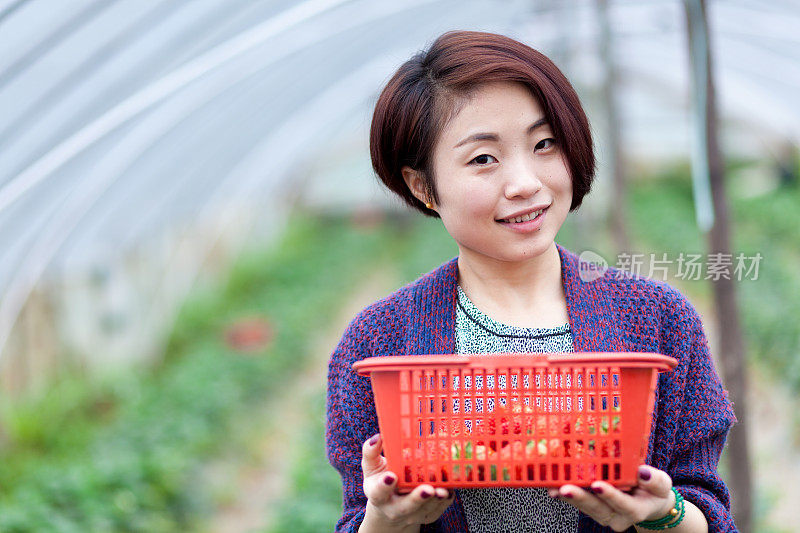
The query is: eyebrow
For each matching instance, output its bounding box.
[452,117,550,149]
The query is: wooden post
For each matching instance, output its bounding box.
[597,0,630,255]
[684,1,753,530]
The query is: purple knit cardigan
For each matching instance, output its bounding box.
[326,243,738,532]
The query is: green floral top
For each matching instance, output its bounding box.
[454,284,578,533]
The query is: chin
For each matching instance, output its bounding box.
[456,234,555,262]
[507,239,554,258]
[471,245,554,265]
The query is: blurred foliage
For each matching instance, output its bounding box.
[0,212,413,532]
[625,162,800,393]
[625,161,800,533]
[266,215,455,532]
[265,391,343,533]
[1,163,795,531]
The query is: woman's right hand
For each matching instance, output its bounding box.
[359,433,455,533]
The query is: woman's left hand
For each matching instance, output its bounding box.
[547,465,676,532]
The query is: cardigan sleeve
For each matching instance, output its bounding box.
[326,311,380,533]
[659,289,738,532]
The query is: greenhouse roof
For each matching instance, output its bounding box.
[0,0,797,360]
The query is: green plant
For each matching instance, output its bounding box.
[0,214,406,532]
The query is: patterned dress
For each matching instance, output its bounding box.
[454,284,579,533]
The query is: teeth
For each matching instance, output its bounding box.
[504,209,543,223]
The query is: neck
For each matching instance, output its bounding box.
[456,243,567,327]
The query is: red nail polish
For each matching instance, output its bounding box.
[383,474,394,485]
[421,490,432,499]
[592,486,603,495]
[565,493,573,499]
[368,434,379,446]
[639,466,651,481]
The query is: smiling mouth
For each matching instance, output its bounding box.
[496,207,547,224]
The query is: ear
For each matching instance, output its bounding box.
[401,166,430,205]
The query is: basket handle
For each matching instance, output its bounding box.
[352,354,555,376]
[353,353,678,376]
[353,355,473,376]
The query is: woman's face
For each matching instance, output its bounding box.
[403,81,573,266]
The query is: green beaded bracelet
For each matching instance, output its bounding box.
[642,492,683,528]
[636,487,686,530]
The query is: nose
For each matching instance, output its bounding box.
[503,155,543,199]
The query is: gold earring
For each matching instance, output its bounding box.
[425,201,433,209]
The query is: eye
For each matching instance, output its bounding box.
[469,154,497,166]
[536,138,557,151]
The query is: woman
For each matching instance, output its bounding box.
[326,30,737,532]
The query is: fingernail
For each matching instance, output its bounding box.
[591,486,603,495]
[638,466,651,481]
[383,474,394,485]
[421,490,432,499]
[436,492,446,499]
[564,492,573,499]
[368,434,379,446]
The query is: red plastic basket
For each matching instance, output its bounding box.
[353,352,676,491]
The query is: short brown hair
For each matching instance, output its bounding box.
[370,30,595,218]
